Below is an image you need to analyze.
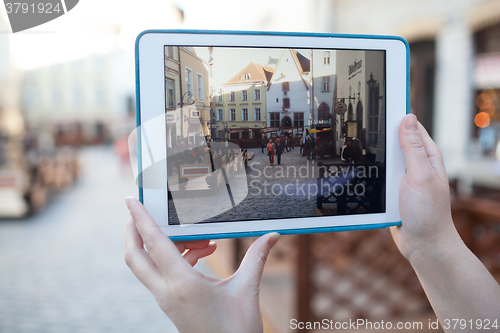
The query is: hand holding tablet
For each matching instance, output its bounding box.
[134,30,408,240]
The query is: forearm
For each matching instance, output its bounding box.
[410,234,500,332]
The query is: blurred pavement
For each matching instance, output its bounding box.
[0,147,185,333]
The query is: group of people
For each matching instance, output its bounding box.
[264,135,294,166]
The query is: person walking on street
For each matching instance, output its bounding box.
[260,137,266,153]
[300,135,305,154]
[306,132,314,160]
[288,134,294,151]
[267,139,275,166]
[276,138,283,165]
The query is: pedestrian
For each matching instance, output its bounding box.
[306,132,314,160]
[260,137,266,153]
[267,139,274,166]
[300,135,305,154]
[276,138,283,165]
[287,134,294,151]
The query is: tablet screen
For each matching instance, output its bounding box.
[164,46,386,225]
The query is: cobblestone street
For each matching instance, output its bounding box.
[0,147,203,333]
[169,147,342,224]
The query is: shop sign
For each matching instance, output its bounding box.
[334,101,347,115]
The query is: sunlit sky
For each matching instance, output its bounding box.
[2,0,317,70]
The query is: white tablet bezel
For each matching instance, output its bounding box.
[136,30,407,238]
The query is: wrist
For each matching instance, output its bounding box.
[407,225,465,270]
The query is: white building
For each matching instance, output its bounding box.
[311,49,337,129]
[267,49,311,132]
[22,50,135,143]
[335,50,386,162]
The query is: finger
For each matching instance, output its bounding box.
[399,114,436,183]
[183,242,217,266]
[417,122,448,184]
[125,197,192,278]
[175,239,211,254]
[125,218,164,293]
[235,233,280,288]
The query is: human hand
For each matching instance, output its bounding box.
[391,114,462,263]
[124,197,280,333]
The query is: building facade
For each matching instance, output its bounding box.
[164,47,211,147]
[22,51,135,143]
[216,62,273,140]
[311,49,337,130]
[267,49,311,133]
[335,50,386,162]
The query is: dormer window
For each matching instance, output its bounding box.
[241,73,251,80]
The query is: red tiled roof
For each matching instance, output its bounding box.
[226,62,274,84]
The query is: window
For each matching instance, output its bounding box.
[166,79,175,109]
[254,89,261,100]
[270,113,280,127]
[283,98,290,109]
[230,108,236,121]
[166,46,175,59]
[185,68,193,96]
[318,103,330,120]
[254,108,261,121]
[241,90,248,101]
[324,51,330,65]
[282,82,290,91]
[217,108,223,121]
[322,76,330,92]
[294,113,304,128]
[229,91,235,102]
[241,73,251,80]
[368,83,380,146]
[217,91,223,102]
[242,108,248,121]
[197,73,203,101]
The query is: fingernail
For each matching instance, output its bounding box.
[125,196,137,209]
[268,233,281,248]
[405,114,418,132]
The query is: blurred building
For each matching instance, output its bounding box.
[217,62,273,140]
[327,0,500,183]
[21,51,135,145]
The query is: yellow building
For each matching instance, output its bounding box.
[215,62,273,140]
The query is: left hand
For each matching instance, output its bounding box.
[124,197,280,333]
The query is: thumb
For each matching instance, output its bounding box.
[235,233,280,288]
[399,114,434,182]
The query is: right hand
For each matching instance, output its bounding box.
[390,114,462,263]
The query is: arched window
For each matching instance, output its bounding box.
[318,102,330,120]
[241,73,251,80]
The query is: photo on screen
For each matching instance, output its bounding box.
[163,46,386,225]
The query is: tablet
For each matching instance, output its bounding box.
[134,30,408,241]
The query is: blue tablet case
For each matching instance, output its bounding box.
[135,30,410,241]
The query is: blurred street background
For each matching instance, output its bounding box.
[1,0,500,332]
